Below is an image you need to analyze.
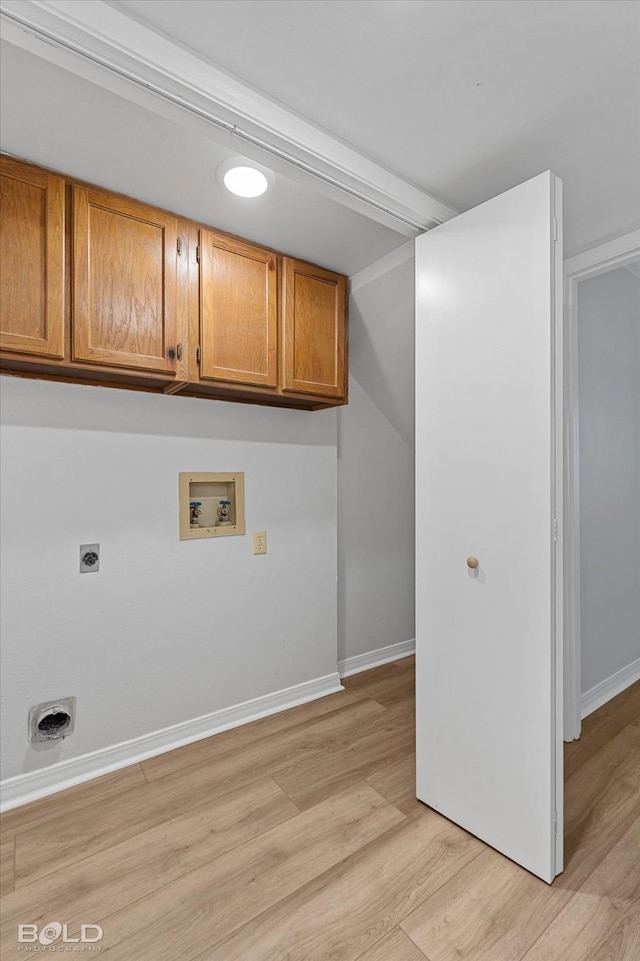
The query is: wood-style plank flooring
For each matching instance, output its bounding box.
[1,659,638,960]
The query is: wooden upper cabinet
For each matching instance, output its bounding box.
[282,258,347,398]
[0,154,349,408]
[199,229,278,387]
[0,156,65,359]
[72,185,178,374]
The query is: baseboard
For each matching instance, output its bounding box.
[0,672,344,812]
[581,657,640,720]
[338,639,415,678]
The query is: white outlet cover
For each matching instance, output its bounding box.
[253,531,267,554]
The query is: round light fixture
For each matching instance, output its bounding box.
[217,158,273,198]
[224,166,268,198]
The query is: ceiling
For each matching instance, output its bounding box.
[625,259,640,280]
[1,0,639,275]
[0,42,406,275]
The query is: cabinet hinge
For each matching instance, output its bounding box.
[176,342,183,361]
[553,517,558,544]
[196,244,200,264]
[177,237,183,256]
[196,345,201,364]
[553,218,558,242]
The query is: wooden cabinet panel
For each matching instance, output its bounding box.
[282,258,347,398]
[0,155,348,409]
[73,186,178,374]
[0,156,64,359]
[199,230,277,387]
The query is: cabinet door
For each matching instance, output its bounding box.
[282,258,347,398]
[199,229,277,387]
[73,186,178,373]
[0,156,64,359]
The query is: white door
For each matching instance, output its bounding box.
[415,171,563,883]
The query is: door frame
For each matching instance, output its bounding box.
[563,228,640,741]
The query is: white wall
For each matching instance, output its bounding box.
[0,41,418,787]
[337,252,415,664]
[0,377,338,783]
[578,266,640,694]
[0,251,418,793]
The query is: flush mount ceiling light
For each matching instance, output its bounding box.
[224,166,268,197]
[217,157,273,198]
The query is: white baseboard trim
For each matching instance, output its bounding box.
[338,639,415,678]
[0,672,344,813]
[581,658,640,720]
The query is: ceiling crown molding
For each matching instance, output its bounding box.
[563,229,640,278]
[0,0,457,236]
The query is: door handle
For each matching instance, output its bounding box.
[466,556,479,569]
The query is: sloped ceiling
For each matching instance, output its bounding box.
[349,254,416,449]
[113,0,640,257]
[0,41,410,276]
[2,0,639,270]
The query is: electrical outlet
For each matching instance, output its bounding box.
[253,531,267,555]
[80,543,100,573]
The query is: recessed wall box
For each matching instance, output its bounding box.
[29,697,76,742]
[179,472,245,540]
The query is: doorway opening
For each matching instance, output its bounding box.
[564,230,640,741]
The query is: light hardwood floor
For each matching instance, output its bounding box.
[1,660,638,960]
